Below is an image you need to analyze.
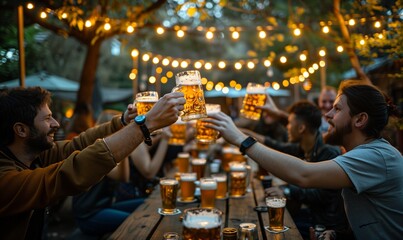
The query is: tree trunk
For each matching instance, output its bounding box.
[333,0,372,84]
[71,39,102,131]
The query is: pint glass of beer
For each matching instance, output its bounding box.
[182,208,222,240]
[179,172,197,202]
[266,197,287,232]
[200,178,217,208]
[169,118,187,145]
[196,104,221,144]
[191,158,207,180]
[175,152,190,173]
[159,178,180,215]
[240,82,267,120]
[229,163,247,198]
[135,91,159,115]
[173,70,207,121]
[211,174,227,199]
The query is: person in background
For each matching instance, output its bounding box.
[318,86,337,134]
[72,109,144,236]
[207,80,403,239]
[0,86,185,239]
[115,128,172,202]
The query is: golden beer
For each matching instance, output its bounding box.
[175,152,190,173]
[221,147,246,172]
[266,197,286,231]
[174,70,207,121]
[180,173,197,202]
[200,178,217,208]
[196,104,220,143]
[229,172,247,197]
[240,83,267,120]
[211,174,227,199]
[159,178,179,214]
[135,91,158,115]
[182,208,222,240]
[191,158,207,180]
[169,118,187,145]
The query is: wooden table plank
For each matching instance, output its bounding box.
[110,172,303,240]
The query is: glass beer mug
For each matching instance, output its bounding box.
[240,82,267,120]
[173,70,207,121]
[182,208,222,240]
[196,104,221,144]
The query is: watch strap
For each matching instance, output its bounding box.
[135,115,152,146]
[239,136,257,155]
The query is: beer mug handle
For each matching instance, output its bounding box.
[171,85,181,93]
[171,85,184,117]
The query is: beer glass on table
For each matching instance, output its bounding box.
[135,91,161,135]
[200,178,217,208]
[211,173,228,199]
[240,82,267,120]
[175,152,190,173]
[159,178,180,215]
[191,158,207,180]
[173,70,207,121]
[179,172,197,202]
[182,208,222,240]
[168,118,187,145]
[196,104,221,144]
[229,163,247,198]
[265,196,288,233]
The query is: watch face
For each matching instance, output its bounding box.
[135,115,146,124]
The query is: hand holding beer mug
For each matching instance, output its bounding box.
[135,91,161,135]
[173,70,207,121]
[240,82,267,120]
[200,178,217,208]
[265,196,289,233]
[159,178,180,215]
[182,208,222,240]
[196,104,221,144]
[179,172,197,203]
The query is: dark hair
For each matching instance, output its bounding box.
[0,87,52,145]
[338,80,396,138]
[288,100,322,133]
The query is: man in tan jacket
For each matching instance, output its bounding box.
[0,86,185,239]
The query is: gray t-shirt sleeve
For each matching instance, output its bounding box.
[334,144,387,193]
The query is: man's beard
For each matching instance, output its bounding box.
[26,127,55,152]
[324,120,352,146]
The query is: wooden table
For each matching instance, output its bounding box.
[110,174,302,240]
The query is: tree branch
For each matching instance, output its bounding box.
[333,0,371,84]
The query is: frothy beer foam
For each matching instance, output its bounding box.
[200,181,217,190]
[192,158,207,165]
[136,96,158,102]
[266,198,286,208]
[181,174,197,181]
[176,71,201,85]
[161,179,178,186]
[246,86,266,94]
[183,215,221,229]
[178,152,190,158]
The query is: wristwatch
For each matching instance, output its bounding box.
[239,136,257,155]
[134,115,152,146]
[282,186,291,199]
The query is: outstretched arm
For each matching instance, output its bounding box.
[206,111,352,189]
